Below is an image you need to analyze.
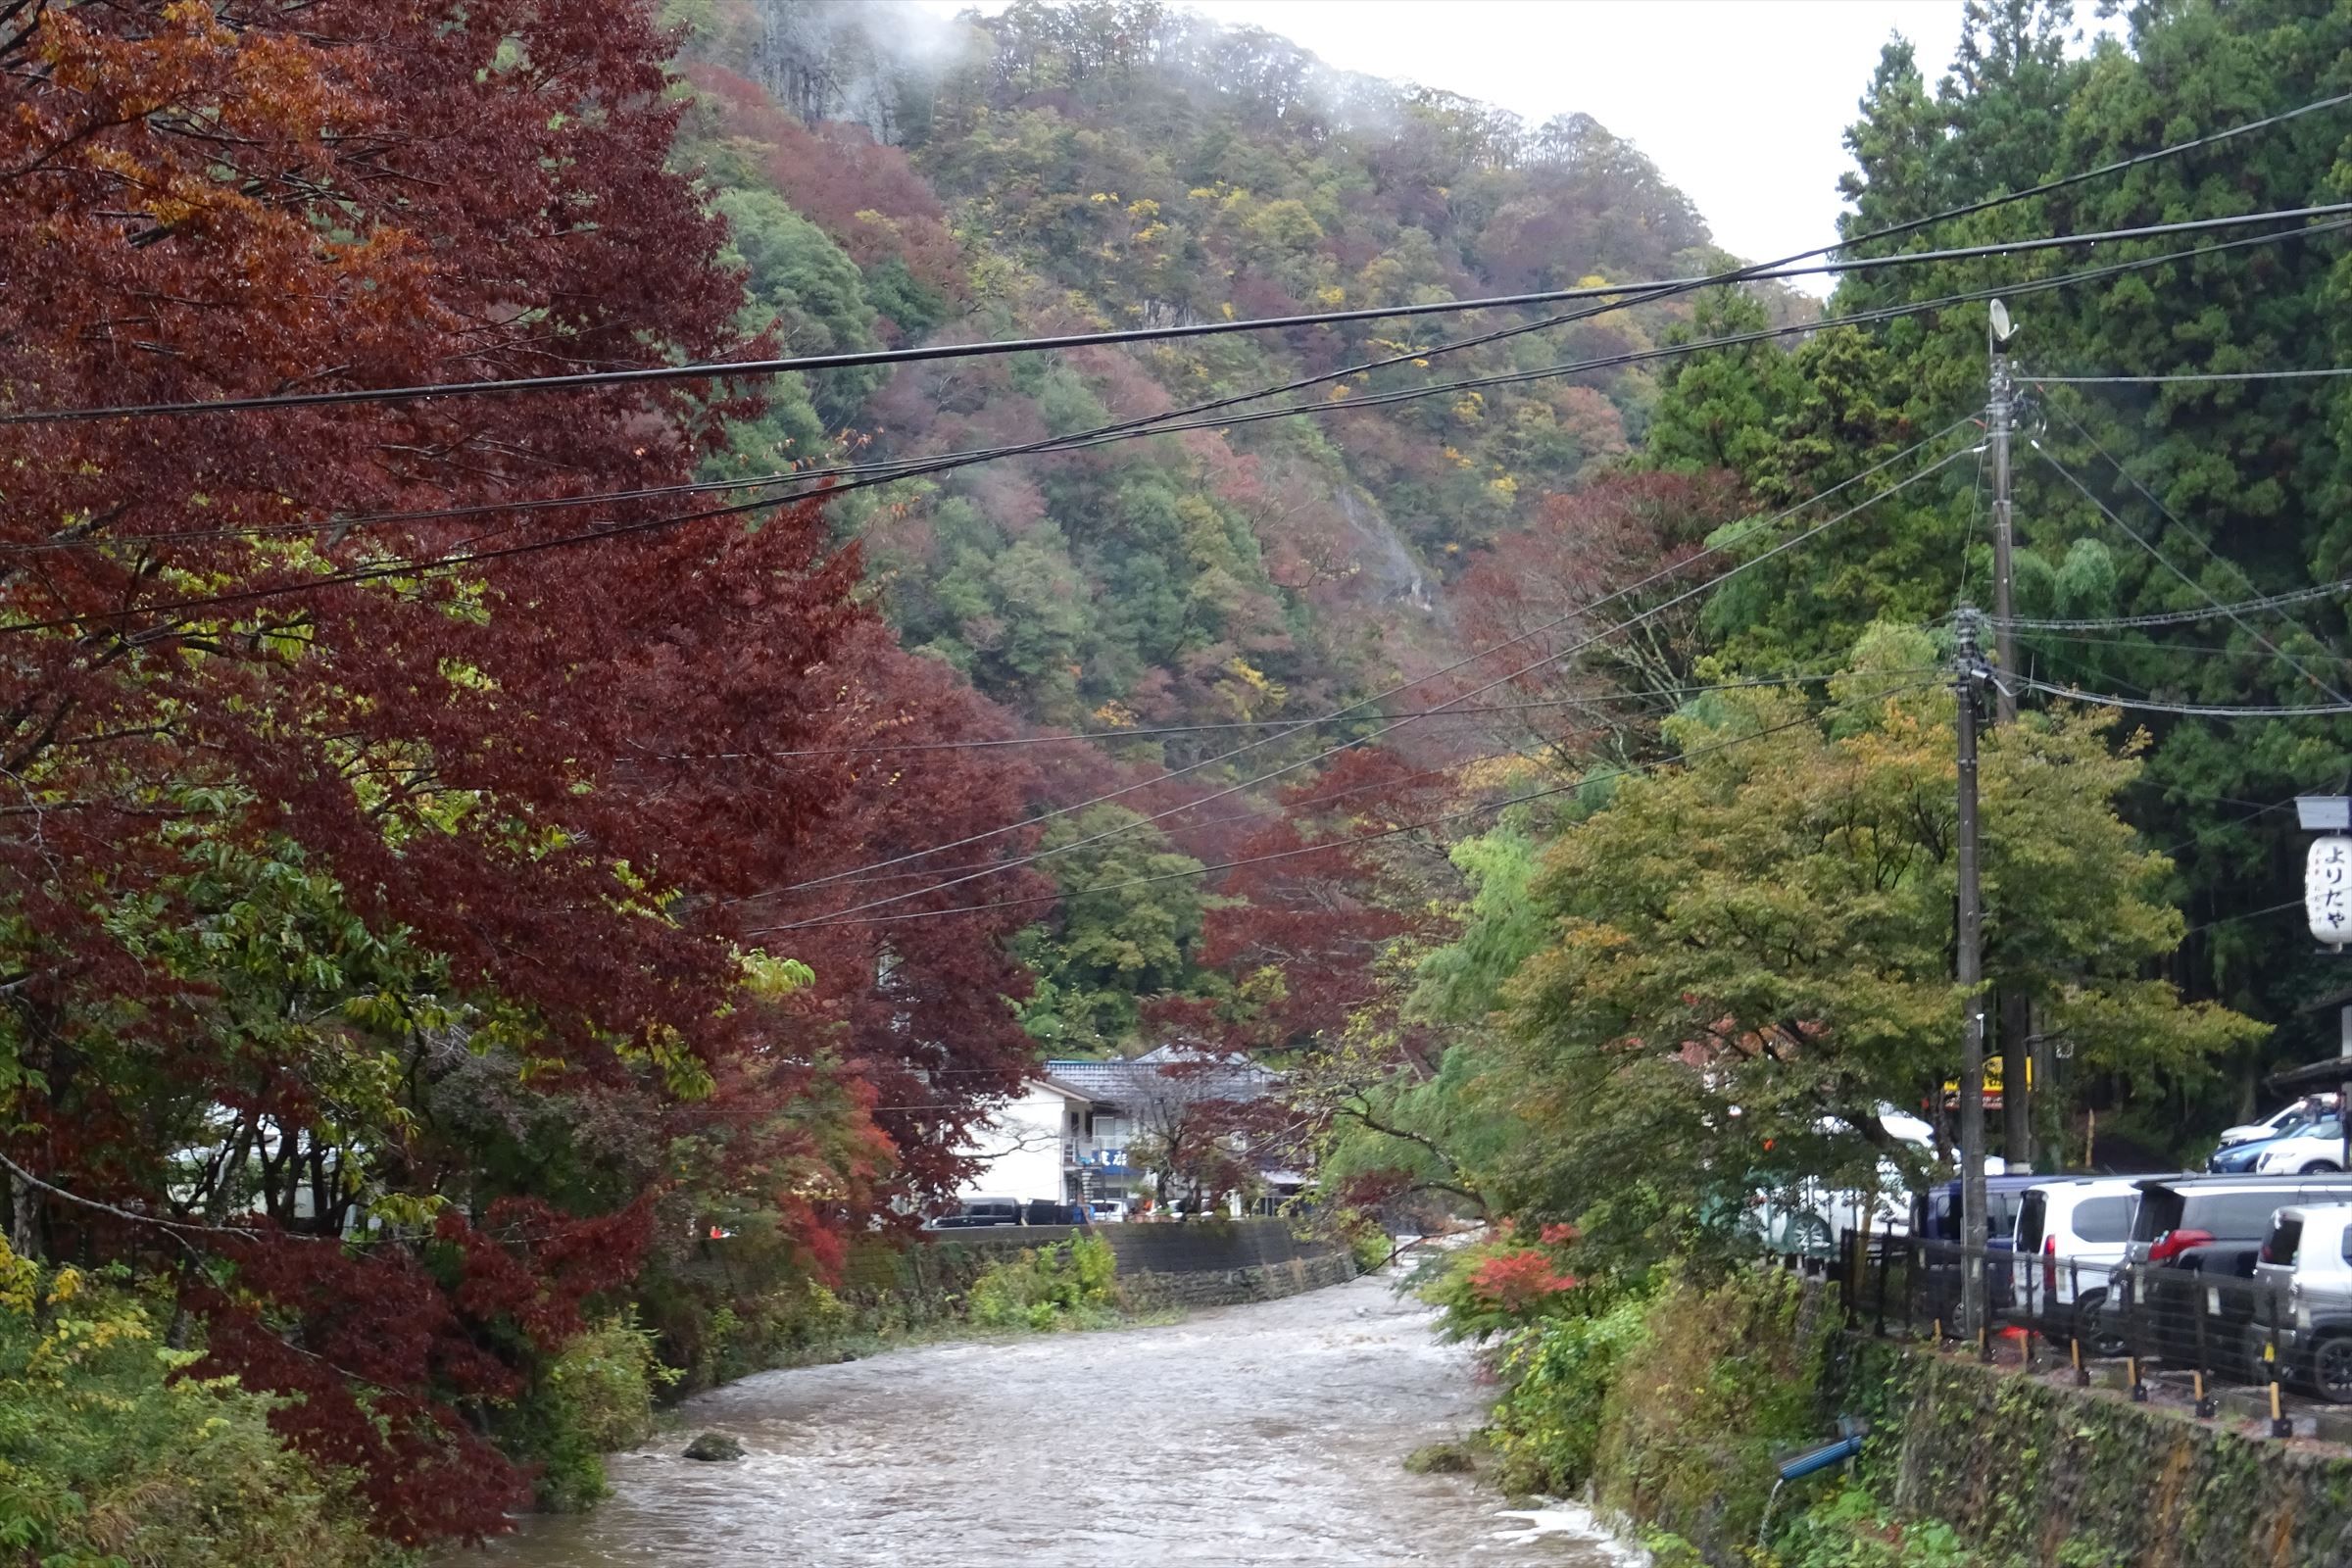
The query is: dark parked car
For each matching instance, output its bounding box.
[925,1198,1025,1230]
[1913,1174,2047,1311]
[2122,1174,2352,1366]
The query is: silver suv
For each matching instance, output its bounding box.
[2251,1202,2352,1402]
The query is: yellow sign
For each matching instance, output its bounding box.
[1941,1057,2034,1098]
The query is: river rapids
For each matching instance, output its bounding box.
[466,1269,1635,1565]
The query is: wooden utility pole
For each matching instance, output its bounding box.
[1986,301,2034,1169]
[1955,607,1990,1338]
[1988,315,2018,723]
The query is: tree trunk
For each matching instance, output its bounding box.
[8,1163,38,1259]
[2001,990,2033,1168]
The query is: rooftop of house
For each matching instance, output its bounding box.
[1042,1047,1279,1103]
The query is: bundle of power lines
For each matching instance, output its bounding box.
[13,89,2352,931]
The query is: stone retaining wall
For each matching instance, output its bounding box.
[1115,1249,1359,1310]
[1844,1344,2352,1568]
[907,1217,1357,1310]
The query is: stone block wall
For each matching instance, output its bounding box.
[1114,1249,1359,1311]
[1854,1347,2352,1568]
[906,1217,1357,1311]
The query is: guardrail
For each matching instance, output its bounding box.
[1832,1232,2320,1435]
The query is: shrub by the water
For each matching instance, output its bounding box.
[967,1236,1117,1329]
[1765,1487,1986,1567]
[497,1312,676,1512]
[1419,1223,1587,1342]
[0,1242,398,1568]
[1487,1291,1652,1494]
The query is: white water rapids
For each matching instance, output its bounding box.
[465,1270,1635,1565]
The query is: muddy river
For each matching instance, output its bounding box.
[466,1269,1635,1565]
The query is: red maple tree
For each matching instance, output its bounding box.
[1,0,1041,1541]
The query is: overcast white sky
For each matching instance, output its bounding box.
[912,2,2119,292]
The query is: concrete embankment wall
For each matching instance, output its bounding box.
[893,1218,1356,1310]
[1859,1348,2352,1568]
[1529,1270,2352,1568]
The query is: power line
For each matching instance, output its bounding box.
[18,211,2346,573]
[1997,577,2352,631]
[1953,436,1989,615]
[14,83,2346,426]
[754,446,1973,928]
[2029,368,2352,385]
[628,670,1865,760]
[2154,795,2300,859]
[0,275,1727,428]
[0,318,1980,633]
[2183,898,2305,938]
[13,203,2349,442]
[2029,424,2352,709]
[791,667,1891,892]
[2016,675,2352,717]
[2010,627,2352,662]
[742,674,1946,935]
[729,419,1976,906]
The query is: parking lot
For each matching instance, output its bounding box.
[1831,1228,2352,1443]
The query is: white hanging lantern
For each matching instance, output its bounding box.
[2309,835,2352,948]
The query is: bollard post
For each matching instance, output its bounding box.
[1905,1235,1919,1340]
[1839,1228,1857,1325]
[2126,1265,2147,1402]
[2069,1258,2089,1388]
[2193,1295,2216,1419]
[1874,1229,1890,1338]
[1978,1244,1994,1363]
[2269,1283,2293,1440]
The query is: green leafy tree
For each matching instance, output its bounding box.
[1633,0,2352,1129]
[713,186,883,427]
[1487,626,2262,1261]
[1012,806,1207,1050]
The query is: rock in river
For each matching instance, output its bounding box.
[682,1432,745,1462]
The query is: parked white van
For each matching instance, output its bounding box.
[2014,1176,2141,1352]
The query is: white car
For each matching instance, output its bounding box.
[1747,1106,1936,1256]
[1087,1200,1128,1223]
[2014,1177,2140,1351]
[2252,1120,2347,1175]
[2219,1096,2337,1150]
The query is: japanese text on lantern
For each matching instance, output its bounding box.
[2309,836,2352,947]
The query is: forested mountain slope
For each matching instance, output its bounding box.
[662,0,1803,1051]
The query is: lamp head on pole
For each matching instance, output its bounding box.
[1988,298,2015,351]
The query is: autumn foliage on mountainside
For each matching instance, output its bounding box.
[674,0,1744,745]
[1,0,1040,1542]
[657,0,1782,1078]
